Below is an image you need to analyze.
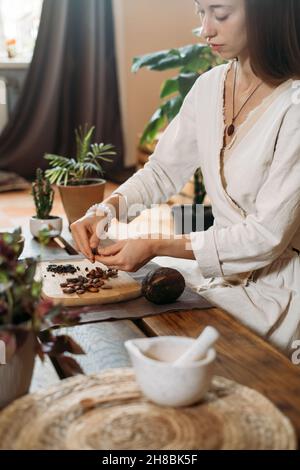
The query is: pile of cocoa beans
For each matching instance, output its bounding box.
[46,265,119,295]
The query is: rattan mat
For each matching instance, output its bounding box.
[0,368,296,450]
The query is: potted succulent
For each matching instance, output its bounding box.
[132,29,223,232]
[45,125,116,225]
[30,168,63,239]
[0,228,84,409]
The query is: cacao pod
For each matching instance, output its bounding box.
[142,267,185,304]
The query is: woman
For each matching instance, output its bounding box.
[71,0,300,353]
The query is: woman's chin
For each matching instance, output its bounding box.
[218,50,236,61]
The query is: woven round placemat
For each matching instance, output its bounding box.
[0,368,296,450]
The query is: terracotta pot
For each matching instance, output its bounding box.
[0,331,36,409]
[58,179,106,226]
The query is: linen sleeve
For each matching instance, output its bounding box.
[111,80,201,211]
[190,103,300,278]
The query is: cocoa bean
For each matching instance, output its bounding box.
[88,287,99,293]
[63,288,76,294]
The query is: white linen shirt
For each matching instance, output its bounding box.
[113,62,300,353]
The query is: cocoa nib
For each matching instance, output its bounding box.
[47,264,77,274]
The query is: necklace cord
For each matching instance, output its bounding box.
[228,60,263,136]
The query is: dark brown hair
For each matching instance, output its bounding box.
[245,0,300,85]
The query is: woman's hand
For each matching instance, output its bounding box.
[95,238,156,272]
[95,235,195,271]
[70,213,108,261]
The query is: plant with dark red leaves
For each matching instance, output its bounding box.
[0,228,84,375]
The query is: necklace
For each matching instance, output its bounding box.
[227,60,264,137]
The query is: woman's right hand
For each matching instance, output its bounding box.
[70,213,108,262]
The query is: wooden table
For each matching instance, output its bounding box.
[3,211,300,448]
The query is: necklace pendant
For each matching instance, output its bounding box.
[227,124,235,136]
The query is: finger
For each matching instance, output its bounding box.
[95,254,124,268]
[70,226,82,253]
[72,234,80,253]
[89,232,100,249]
[73,225,94,261]
[97,241,125,256]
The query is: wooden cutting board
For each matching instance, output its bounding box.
[38,259,141,306]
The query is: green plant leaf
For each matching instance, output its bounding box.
[140,107,166,145]
[75,125,95,163]
[45,154,71,168]
[44,127,115,184]
[193,167,206,204]
[160,77,179,99]
[192,27,202,37]
[15,263,26,275]
[23,259,37,284]
[0,272,9,284]
[89,143,116,159]
[178,72,199,99]
[133,42,215,74]
[37,228,51,246]
[31,281,42,298]
[45,157,78,185]
[63,169,70,186]
[81,161,102,176]
[96,157,114,163]
[132,49,177,73]
[132,47,179,72]
[162,96,183,122]
[134,44,208,72]
[45,167,68,185]
[149,49,185,71]
[92,143,116,153]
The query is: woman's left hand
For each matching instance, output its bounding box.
[95,238,156,272]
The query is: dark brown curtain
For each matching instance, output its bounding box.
[0,0,124,179]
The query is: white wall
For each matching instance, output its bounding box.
[113,0,199,167]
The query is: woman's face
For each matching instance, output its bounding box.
[195,0,248,60]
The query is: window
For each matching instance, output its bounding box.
[0,0,43,59]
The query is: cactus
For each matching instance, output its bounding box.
[32,169,54,219]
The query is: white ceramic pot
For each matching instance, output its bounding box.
[30,216,62,238]
[0,331,36,409]
[125,336,216,407]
